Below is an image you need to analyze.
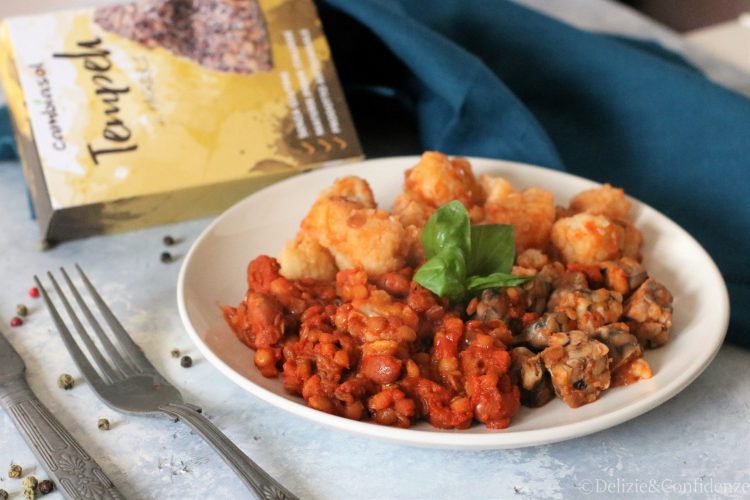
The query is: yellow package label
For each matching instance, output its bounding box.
[0,0,361,240]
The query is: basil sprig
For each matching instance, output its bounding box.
[413,201,534,302]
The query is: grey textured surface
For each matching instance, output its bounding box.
[1,1,749,499]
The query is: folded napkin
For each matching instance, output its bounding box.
[1,0,747,347]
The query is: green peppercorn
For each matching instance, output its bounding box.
[37,480,54,495]
[0,488,8,500]
[98,418,110,431]
[170,348,180,358]
[23,487,36,500]
[22,476,38,491]
[8,463,22,478]
[16,303,29,317]
[57,373,75,390]
[180,355,193,368]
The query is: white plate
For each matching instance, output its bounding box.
[177,156,729,449]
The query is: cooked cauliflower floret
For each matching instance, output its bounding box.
[302,196,408,276]
[551,212,624,264]
[391,192,432,228]
[279,233,338,281]
[320,175,376,208]
[612,218,643,261]
[402,151,481,208]
[569,183,631,221]
[479,174,514,205]
[392,152,483,228]
[481,174,556,252]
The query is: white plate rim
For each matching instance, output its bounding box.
[177,155,729,449]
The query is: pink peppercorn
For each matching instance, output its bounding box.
[29,287,40,298]
[10,317,23,327]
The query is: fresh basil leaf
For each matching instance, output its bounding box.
[468,224,516,276]
[414,246,467,302]
[466,272,535,292]
[421,200,471,260]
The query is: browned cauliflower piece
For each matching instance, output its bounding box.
[510,347,554,408]
[541,331,611,408]
[623,278,674,348]
[569,183,631,220]
[292,175,409,277]
[392,151,483,228]
[551,212,625,264]
[481,174,556,252]
[279,233,338,281]
[321,175,376,208]
[612,218,644,261]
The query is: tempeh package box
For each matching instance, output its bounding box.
[0,0,362,242]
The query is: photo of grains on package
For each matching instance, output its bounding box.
[94,0,273,74]
[0,0,362,242]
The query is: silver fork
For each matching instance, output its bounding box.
[35,265,297,500]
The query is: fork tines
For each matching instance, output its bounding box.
[35,265,155,386]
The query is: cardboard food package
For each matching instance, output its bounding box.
[0,0,362,242]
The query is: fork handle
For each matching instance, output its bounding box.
[159,402,298,500]
[0,379,124,500]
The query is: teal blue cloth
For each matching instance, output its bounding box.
[1,0,748,346]
[319,0,750,347]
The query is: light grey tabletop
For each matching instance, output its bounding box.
[2,1,750,499]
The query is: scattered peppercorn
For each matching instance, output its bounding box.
[180,355,193,368]
[37,480,54,495]
[170,348,180,358]
[16,304,29,317]
[23,487,36,500]
[28,287,40,298]
[163,235,175,246]
[8,463,22,478]
[57,373,75,390]
[160,251,172,263]
[10,316,23,327]
[0,488,8,500]
[98,418,111,431]
[22,476,38,491]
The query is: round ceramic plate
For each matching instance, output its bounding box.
[177,156,729,449]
